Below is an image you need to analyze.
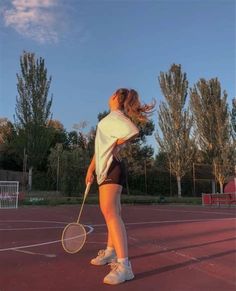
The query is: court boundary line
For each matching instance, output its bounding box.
[0,223,94,252]
[0,226,65,231]
[0,217,235,252]
[13,249,57,258]
[0,220,72,231]
[0,220,69,224]
[92,217,236,227]
[129,206,236,216]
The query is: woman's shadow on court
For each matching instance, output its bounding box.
[130,237,236,281]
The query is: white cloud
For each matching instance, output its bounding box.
[2,0,60,44]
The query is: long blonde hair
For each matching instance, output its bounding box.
[114,88,156,123]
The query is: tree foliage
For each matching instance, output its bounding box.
[48,119,68,148]
[0,118,14,144]
[13,51,54,170]
[156,64,195,197]
[48,144,86,195]
[232,98,236,134]
[48,119,96,194]
[0,118,19,170]
[190,78,234,192]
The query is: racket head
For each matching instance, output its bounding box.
[61,222,86,254]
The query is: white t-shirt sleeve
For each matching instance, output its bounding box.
[111,118,139,141]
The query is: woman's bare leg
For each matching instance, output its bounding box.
[107,232,113,248]
[106,197,121,249]
[99,184,127,258]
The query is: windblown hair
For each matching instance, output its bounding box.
[114,88,156,123]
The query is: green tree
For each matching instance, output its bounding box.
[48,119,68,148]
[66,130,78,149]
[156,64,195,198]
[86,126,96,158]
[232,98,236,134]
[48,144,87,195]
[190,78,234,192]
[0,118,20,170]
[47,119,96,194]
[13,51,54,189]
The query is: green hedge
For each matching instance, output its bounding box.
[21,195,202,206]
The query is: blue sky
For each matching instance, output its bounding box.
[0,0,235,153]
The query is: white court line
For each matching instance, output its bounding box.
[92,217,236,227]
[0,224,94,252]
[0,226,64,231]
[0,220,68,224]
[0,220,70,231]
[14,249,57,258]
[130,206,236,216]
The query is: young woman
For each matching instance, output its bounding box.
[85,88,155,285]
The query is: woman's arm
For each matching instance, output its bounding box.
[85,154,95,184]
[116,133,139,145]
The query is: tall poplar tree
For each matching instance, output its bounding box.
[156,64,195,198]
[232,98,236,134]
[14,51,53,189]
[190,78,234,192]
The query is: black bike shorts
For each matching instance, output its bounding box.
[99,158,126,187]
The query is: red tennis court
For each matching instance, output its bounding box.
[0,204,235,291]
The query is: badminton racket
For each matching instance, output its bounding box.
[61,182,91,254]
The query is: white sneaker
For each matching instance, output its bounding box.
[103,262,134,285]
[90,249,117,266]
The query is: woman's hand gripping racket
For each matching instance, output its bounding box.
[61,182,91,254]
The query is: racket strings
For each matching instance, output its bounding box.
[62,223,86,253]
[61,183,91,254]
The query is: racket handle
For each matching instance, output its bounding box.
[84,182,91,199]
[77,182,91,223]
